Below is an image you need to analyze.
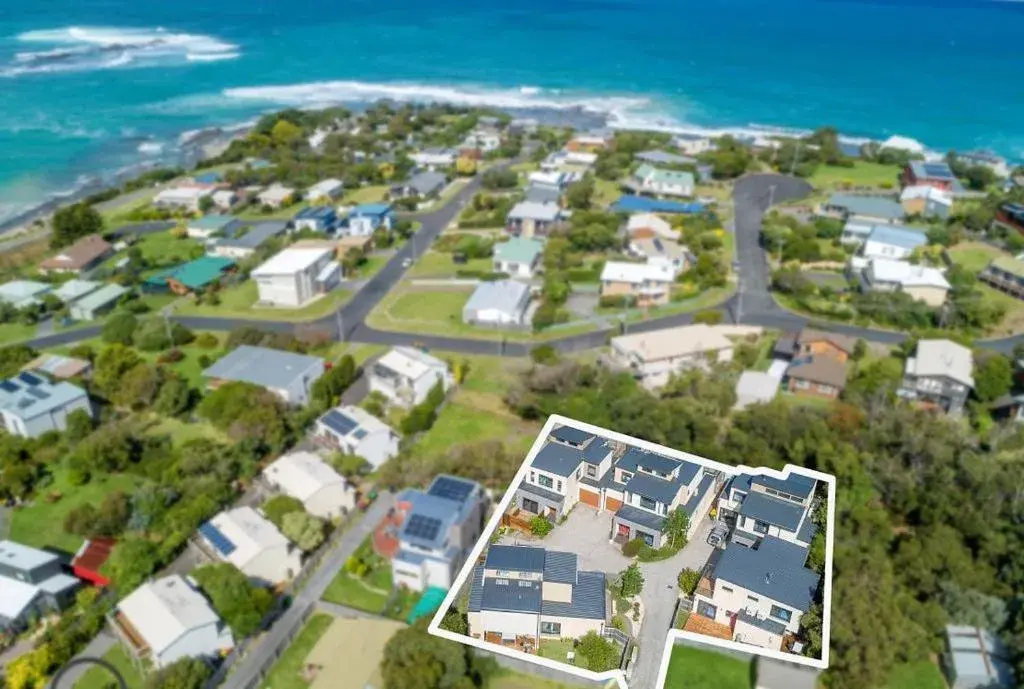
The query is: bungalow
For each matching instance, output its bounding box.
[211,189,237,211]
[153,185,214,212]
[608,324,735,390]
[493,236,545,279]
[691,536,820,652]
[783,356,848,400]
[343,204,394,236]
[0,540,80,633]
[293,206,338,233]
[313,404,400,469]
[897,339,974,416]
[186,214,243,239]
[369,346,454,408]
[143,256,236,295]
[528,171,569,189]
[626,213,676,241]
[467,545,607,653]
[0,373,93,438]
[900,185,953,219]
[795,329,857,363]
[202,345,325,406]
[0,280,52,308]
[901,161,962,193]
[39,234,113,275]
[391,475,487,593]
[52,279,101,305]
[462,279,532,326]
[599,261,674,307]
[507,201,561,238]
[258,184,297,209]
[111,575,234,669]
[635,150,697,167]
[262,450,356,520]
[411,147,458,170]
[628,164,695,199]
[207,220,289,260]
[715,473,818,548]
[979,255,1024,300]
[672,133,716,156]
[627,237,689,276]
[861,224,929,260]
[857,257,950,306]
[69,283,130,321]
[306,178,344,203]
[197,506,302,586]
[523,184,561,205]
[818,194,903,224]
[391,171,448,200]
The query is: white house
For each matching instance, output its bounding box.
[202,345,325,406]
[467,545,607,650]
[307,178,344,203]
[599,260,675,307]
[626,213,676,241]
[627,237,689,276]
[153,186,214,213]
[313,405,400,469]
[463,130,501,152]
[861,224,929,260]
[197,506,302,586]
[112,575,234,669]
[857,257,950,306]
[211,189,237,210]
[462,279,532,326]
[411,148,457,170]
[673,133,716,156]
[513,432,615,521]
[251,247,340,308]
[528,171,569,189]
[609,324,735,390]
[262,451,356,520]
[900,185,953,219]
[629,165,695,198]
[186,215,243,239]
[493,236,545,279]
[369,347,453,408]
[0,373,93,438]
[391,475,487,593]
[257,184,296,209]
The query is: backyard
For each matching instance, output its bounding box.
[407,251,494,277]
[74,645,145,689]
[258,613,335,689]
[321,536,409,616]
[664,645,754,689]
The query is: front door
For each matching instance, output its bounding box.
[617,523,631,537]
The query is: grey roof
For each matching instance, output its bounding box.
[70,283,128,313]
[202,345,324,390]
[468,566,485,612]
[517,479,565,507]
[0,377,88,421]
[215,221,288,249]
[464,279,530,317]
[541,570,607,620]
[796,517,818,544]
[550,426,594,446]
[0,540,60,570]
[525,185,561,205]
[543,551,578,585]
[739,492,806,532]
[508,201,560,222]
[945,625,1016,689]
[825,194,904,220]
[582,438,612,464]
[404,171,448,196]
[480,576,542,613]
[682,474,716,518]
[485,545,546,573]
[636,150,697,166]
[531,442,584,477]
[622,448,679,476]
[737,609,788,635]
[866,224,929,250]
[713,537,820,611]
[615,504,666,533]
[624,472,681,505]
[751,473,817,499]
[398,491,461,549]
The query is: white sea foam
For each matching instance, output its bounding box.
[2,25,239,77]
[137,141,165,154]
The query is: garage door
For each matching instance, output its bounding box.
[579,489,600,508]
[606,497,623,511]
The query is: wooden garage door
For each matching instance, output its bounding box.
[579,489,600,508]
[606,497,623,511]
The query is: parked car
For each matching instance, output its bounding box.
[401,257,413,268]
[707,521,730,548]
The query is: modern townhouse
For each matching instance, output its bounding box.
[628,164,695,198]
[513,429,615,521]
[715,473,819,548]
[389,475,487,593]
[608,324,735,390]
[897,338,974,416]
[313,404,400,468]
[599,260,674,307]
[467,545,608,653]
[262,450,356,520]
[197,506,303,586]
[369,346,454,408]
[0,540,80,633]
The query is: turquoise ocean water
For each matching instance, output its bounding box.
[1,0,1023,223]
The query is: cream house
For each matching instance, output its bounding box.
[600,261,674,307]
[608,324,735,390]
[262,451,356,520]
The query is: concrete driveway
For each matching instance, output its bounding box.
[543,507,631,574]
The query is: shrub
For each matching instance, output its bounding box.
[530,515,553,537]
[599,295,630,309]
[622,537,645,557]
[157,348,184,364]
[693,309,723,325]
[195,332,220,349]
[678,567,700,596]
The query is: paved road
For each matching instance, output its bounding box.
[221,493,396,689]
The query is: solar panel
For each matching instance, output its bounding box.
[199,522,237,556]
[652,238,664,253]
[429,476,474,504]
[923,163,953,178]
[321,410,359,436]
[0,380,19,393]
[405,514,442,542]
[352,428,367,440]
[17,372,43,387]
[27,388,50,400]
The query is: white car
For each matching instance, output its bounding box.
[401,257,413,268]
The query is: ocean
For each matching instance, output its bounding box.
[2,0,1023,225]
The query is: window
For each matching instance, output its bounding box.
[721,586,734,593]
[620,471,633,482]
[556,480,562,491]
[576,468,582,479]
[696,601,717,619]
[818,384,835,396]
[496,570,512,577]
[747,595,760,603]
[586,464,597,477]
[522,498,539,514]
[639,496,658,511]
[538,475,554,489]
[753,521,769,534]
[530,471,535,482]
[770,605,792,623]
[793,379,810,390]
[496,579,509,586]
[518,580,533,588]
[540,621,561,636]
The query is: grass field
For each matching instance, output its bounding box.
[807,161,902,190]
[537,639,578,666]
[175,282,352,321]
[594,178,621,208]
[258,613,335,689]
[947,241,1004,273]
[142,415,227,446]
[74,645,145,689]
[407,251,493,277]
[9,468,141,553]
[885,660,947,689]
[0,321,38,346]
[354,255,390,279]
[664,645,753,689]
[976,284,1024,336]
[239,201,310,221]
[617,285,735,324]
[343,185,390,205]
[321,570,391,613]
[100,230,203,272]
[488,670,584,689]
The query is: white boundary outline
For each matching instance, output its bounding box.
[428,413,836,688]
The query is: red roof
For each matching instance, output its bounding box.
[72,538,116,586]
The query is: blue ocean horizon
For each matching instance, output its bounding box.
[1,0,1023,223]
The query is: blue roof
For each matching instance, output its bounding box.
[625,472,681,504]
[543,550,578,585]
[619,448,679,477]
[713,537,820,611]
[468,566,485,612]
[198,522,236,556]
[485,545,546,573]
[427,474,479,505]
[729,474,753,495]
[796,517,818,544]
[615,503,666,533]
[399,488,475,549]
[866,224,928,250]
[480,576,542,613]
[738,492,806,532]
[541,570,607,620]
[683,474,716,518]
[295,206,336,221]
[531,442,584,477]
[193,172,223,184]
[751,473,817,499]
[549,425,594,446]
[582,438,612,464]
[352,203,393,217]
[611,195,705,214]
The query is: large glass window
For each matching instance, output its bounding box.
[770,605,792,622]
[538,475,554,489]
[522,498,539,514]
[639,496,658,511]
[540,621,561,636]
[753,520,769,534]
[586,464,597,477]
[696,601,717,619]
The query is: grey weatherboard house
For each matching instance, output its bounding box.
[202,345,325,406]
[0,540,80,632]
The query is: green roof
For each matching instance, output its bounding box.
[989,255,1024,278]
[635,163,695,186]
[494,237,544,264]
[146,256,236,290]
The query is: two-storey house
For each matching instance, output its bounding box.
[467,545,607,653]
[628,164,695,199]
[313,404,400,468]
[715,473,819,548]
[390,475,487,593]
[197,506,302,586]
[599,261,674,307]
[897,339,974,416]
[513,430,614,521]
[369,346,453,409]
[608,324,735,391]
[0,540,79,632]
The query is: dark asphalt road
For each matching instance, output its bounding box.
[22,173,1023,355]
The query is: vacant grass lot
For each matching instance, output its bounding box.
[947,241,1004,273]
[258,613,335,689]
[665,645,753,689]
[407,251,493,277]
[343,185,390,205]
[807,161,902,191]
[175,282,352,321]
[0,321,38,346]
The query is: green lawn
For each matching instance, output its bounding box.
[408,251,493,277]
[414,396,539,459]
[594,178,621,208]
[488,670,584,689]
[807,161,902,191]
[321,571,390,614]
[664,645,753,689]
[101,231,203,272]
[258,613,335,689]
[0,321,38,346]
[947,242,1004,273]
[614,285,735,324]
[343,185,390,204]
[75,645,145,689]
[239,202,309,221]
[142,415,227,447]
[175,282,352,321]
[328,343,390,366]
[885,660,946,689]
[9,468,142,553]
[537,639,577,666]
[355,255,390,279]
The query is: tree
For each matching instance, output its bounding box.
[329,452,372,478]
[101,313,138,345]
[381,621,469,689]
[155,376,194,417]
[851,339,868,362]
[310,355,357,409]
[104,536,159,593]
[262,495,304,528]
[564,176,595,210]
[530,344,559,365]
[198,381,292,451]
[51,202,103,248]
[973,353,1012,403]
[270,119,303,146]
[193,563,274,637]
[529,515,552,537]
[281,511,326,552]
[662,508,690,549]
[146,657,213,689]
[576,631,619,672]
[440,609,468,635]
[118,363,165,409]
[677,568,700,595]
[616,563,644,597]
[65,408,94,442]
[0,344,37,378]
